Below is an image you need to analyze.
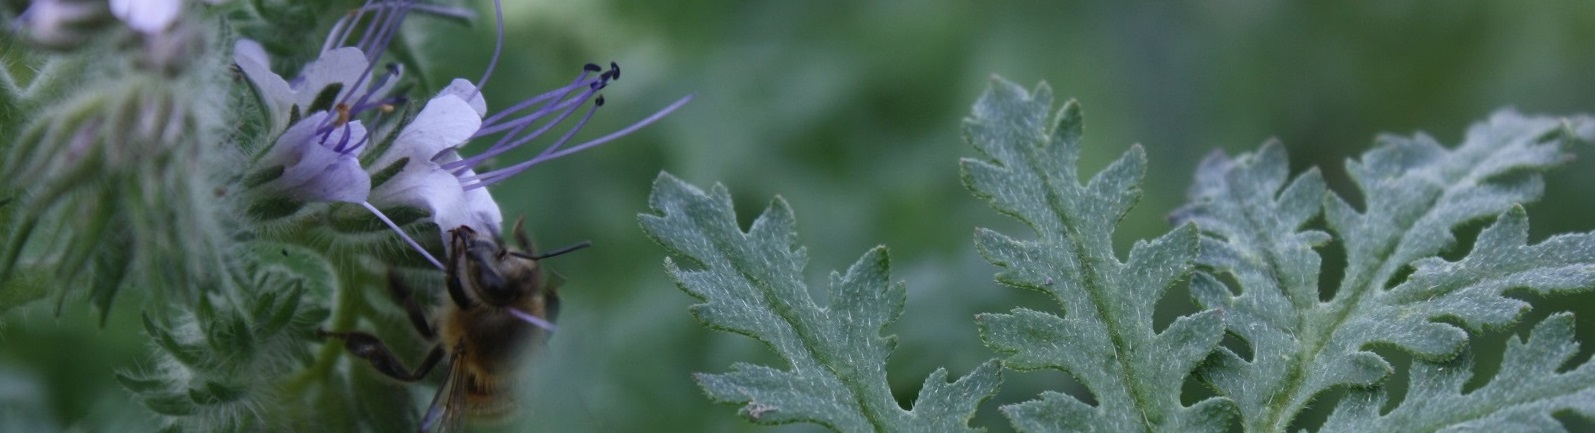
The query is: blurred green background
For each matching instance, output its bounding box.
[6,0,1595,431]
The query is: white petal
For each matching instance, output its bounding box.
[284,154,371,203]
[110,0,180,34]
[293,47,371,110]
[261,113,371,203]
[234,43,376,135]
[23,0,106,45]
[369,164,462,244]
[438,78,488,116]
[234,39,295,131]
[453,178,503,235]
[368,165,502,243]
[262,112,330,171]
[234,38,268,67]
[366,85,503,244]
[370,164,453,209]
[374,94,482,170]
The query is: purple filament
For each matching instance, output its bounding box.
[360,202,444,270]
[508,307,557,332]
[459,94,692,190]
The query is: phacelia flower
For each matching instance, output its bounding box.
[234,0,475,132]
[254,111,372,203]
[235,38,395,198]
[239,0,689,272]
[366,61,691,266]
[233,16,411,135]
[14,0,111,49]
[333,0,692,271]
[237,0,471,267]
[109,0,181,34]
[238,0,467,203]
[367,79,495,239]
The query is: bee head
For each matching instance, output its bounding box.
[449,226,536,307]
[448,225,589,308]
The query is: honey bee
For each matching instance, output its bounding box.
[321,221,587,432]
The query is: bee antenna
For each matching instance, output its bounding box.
[510,240,592,261]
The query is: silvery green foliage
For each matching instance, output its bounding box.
[650,77,1595,433]
[640,173,1003,432]
[1174,108,1595,432]
[1319,313,1595,432]
[961,79,1231,432]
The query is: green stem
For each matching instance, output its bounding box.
[283,238,369,394]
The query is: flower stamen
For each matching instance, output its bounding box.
[471,0,506,100]
[508,308,557,332]
[360,201,444,269]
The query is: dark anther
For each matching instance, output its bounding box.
[609,61,621,80]
[595,95,606,107]
[583,63,602,72]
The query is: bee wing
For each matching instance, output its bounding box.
[419,349,469,433]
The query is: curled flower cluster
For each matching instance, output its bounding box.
[238,0,690,270]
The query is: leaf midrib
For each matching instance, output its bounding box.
[697,211,892,433]
[1266,143,1521,432]
[1020,138,1157,431]
[1216,166,1310,433]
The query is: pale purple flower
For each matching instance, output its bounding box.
[234,1,408,205]
[368,79,497,239]
[360,0,690,333]
[109,0,180,34]
[15,0,109,48]
[239,0,691,276]
[367,63,691,254]
[256,111,371,203]
[234,40,401,135]
[239,0,457,268]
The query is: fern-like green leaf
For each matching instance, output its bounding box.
[1320,313,1595,432]
[960,78,1232,432]
[640,173,1002,433]
[1172,111,1595,431]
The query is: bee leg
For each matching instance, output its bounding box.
[319,330,446,382]
[445,228,477,309]
[386,271,436,339]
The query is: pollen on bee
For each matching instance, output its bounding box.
[379,104,395,114]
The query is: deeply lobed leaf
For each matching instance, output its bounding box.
[961,78,1231,432]
[1320,313,1595,433]
[640,173,1001,433]
[1172,111,1595,432]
